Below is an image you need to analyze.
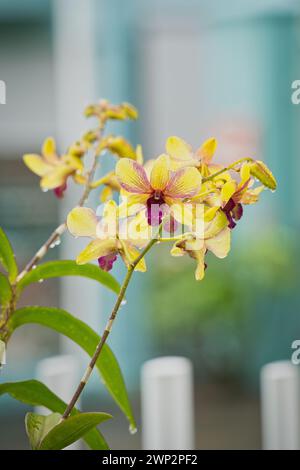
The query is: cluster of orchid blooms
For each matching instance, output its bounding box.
[23,100,277,281]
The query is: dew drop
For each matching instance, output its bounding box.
[55,237,61,246]
[32,264,37,270]
[38,278,44,283]
[129,424,137,435]
[121,299,127,306]
[50,242,56,249]
[42,188,49,193]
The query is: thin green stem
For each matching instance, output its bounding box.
[202,157,253,183]
[61,233,159,420]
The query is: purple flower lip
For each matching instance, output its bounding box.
[98,253,118,271]
[222,198,243,229]
[54,182,67,198]
[146,193,166,226]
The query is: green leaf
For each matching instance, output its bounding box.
[0,380,109,450]
[17,260,120,295]
[0,272,12,307]
[0,227,18,282]
[39,412,111,450]
[8,307,136,429]
[25,412,61,450]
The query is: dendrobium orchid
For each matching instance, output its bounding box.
[115,154,202,226]
[171,210,231,280]
[166,136,217,170]
[67,201,147,272]
[207,163,265,229]
[8,100,278,452]
[23,137,84,198]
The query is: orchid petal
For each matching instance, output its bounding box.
[165,167,202,199]
[76,239,117,264]
[116,159,151,194]
[196,138,217,164]
[120,241,146,272]
[150,154,170,191]
[23,154,53,176]
[40,167,71,190]
[206,227,231,259]
[67,207,98,238]
[221,181,236,204]
[42,137,59,163]
[166,136,193,161]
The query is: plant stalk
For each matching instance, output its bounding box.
[61,235,158,420]
[202,157,253,183]
[16,130,105,283]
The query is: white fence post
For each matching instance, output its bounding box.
[35,354,82,450]
[261,360,300,450]
[141,356,194,450]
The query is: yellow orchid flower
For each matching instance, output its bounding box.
[23,137,84,198]
[97,135,137,160]
[166,136,216,167]
[85,100,138,122]
[171,210,230,280]
[67,201,147,272]
[165,136,235,186]
[205,163,265,229]
[115,154,202,227]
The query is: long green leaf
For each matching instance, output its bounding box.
[0,272,12,306]
[0,227,18,282]
[39,412,111,450]
[8,307,136,429]
[0,380,109,450]
[17,260,120,295]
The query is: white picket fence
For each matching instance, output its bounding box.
[35,355,300,450]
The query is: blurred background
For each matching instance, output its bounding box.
[1,0,300,450]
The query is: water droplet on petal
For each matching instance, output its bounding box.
[129,424,137,435]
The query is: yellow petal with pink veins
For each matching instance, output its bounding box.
[150,154,170,191]
[196,138,217,164]
[116,158,151,194]
[165,166,202,199]
[76,239,117,264]
[23,154,53,176]
[67,207,98,238]
[205,227,231,259]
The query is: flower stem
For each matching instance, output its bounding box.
[61,235,158,420]
[16,130,105,283]
[202,157,253,183]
